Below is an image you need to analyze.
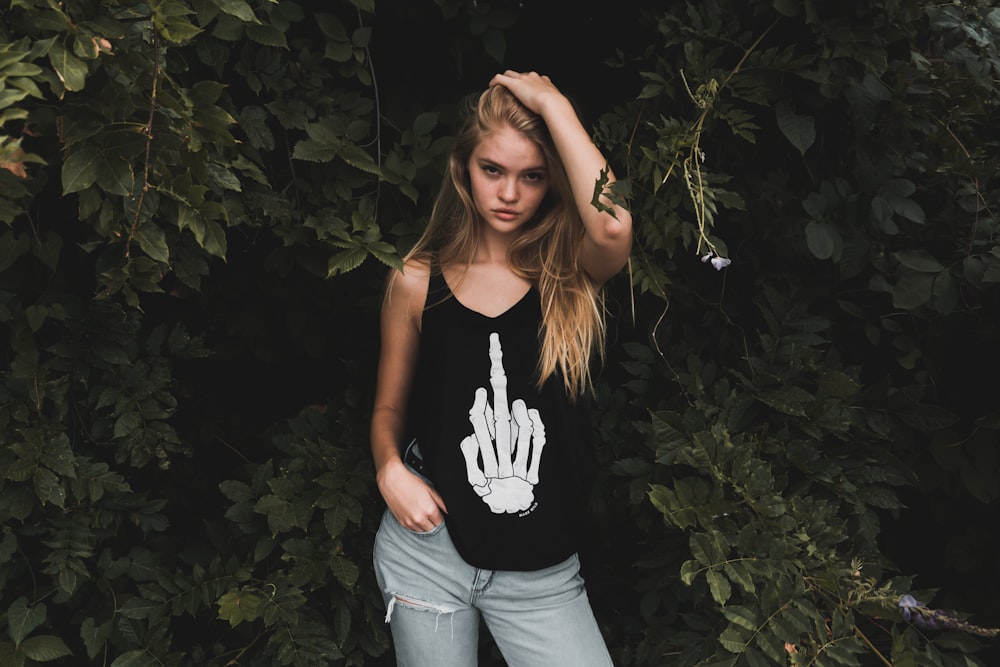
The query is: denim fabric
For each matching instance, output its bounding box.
[374,509,613,667]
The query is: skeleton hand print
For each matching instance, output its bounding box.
[460,333,547,514]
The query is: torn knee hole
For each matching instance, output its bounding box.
[383,593,457,624]
[395,595,426,607]
[393,594,450,611]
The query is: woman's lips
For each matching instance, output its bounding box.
[493,209,519,221]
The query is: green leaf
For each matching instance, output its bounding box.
[113,411,142,439]
[776,101,815,154]
[706,568,732,605]
[893,249,944,273]
[331,555,359,588]
[119,597,160,620]
[33,467,65,508]
[246,22,288,48]
[413,111,439,136]
[80,618,113,660]
[891,270,934,310]
[61,150,100,194]
[217,590,262,627]
[134,224,170,265]
[805,220,838,260]
[327,247,368,277]
[756,386,813,417]
[718,625,748,653]
[293,139,338,163]
[200,219,228,259]
[722,605,759,631]
[48,41,88,92]
[19,635,72,661]
[773,0,800,16]
[110,650,150,667]
[212,0,259,23]
[7,597,45,645]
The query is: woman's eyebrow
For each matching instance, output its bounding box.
[476,157,548,173]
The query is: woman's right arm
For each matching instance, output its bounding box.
[370,260,448,532]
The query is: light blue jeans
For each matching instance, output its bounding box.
[373,509,613,667]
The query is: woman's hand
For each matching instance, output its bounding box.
[377,458,447,532]
[489,70,565,117]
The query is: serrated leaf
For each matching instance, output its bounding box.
[722,605,758,631]
[292,139,338,163]
[756,386,813,417]
[719,625,748,653]
[337,143,379,174]
[119,597,160,620]
[706,568,732,605]
[110,649,149,667]
[19,635,72,661]
[33,467,65,508]
[80,617,113,660]
[8,597,45,645]
[324,505,348,539]
[331,555,359,588]
[113,411,142,439]
[246,22,287,48]
[213,0,259,22]
[217,590,261,627]
[327,247,367,277]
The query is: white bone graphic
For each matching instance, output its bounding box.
[460,333,547,514]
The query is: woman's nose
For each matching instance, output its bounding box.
[498,177,518,202]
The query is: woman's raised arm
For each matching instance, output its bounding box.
[490,70,632,284]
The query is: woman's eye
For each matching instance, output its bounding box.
[482,165,500,175]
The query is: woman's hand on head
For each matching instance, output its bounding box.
[490,70,565,117]
[377,458,448,532]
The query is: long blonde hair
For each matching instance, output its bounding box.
[406,85,605,398]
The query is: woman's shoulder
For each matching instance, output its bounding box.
[384,256,432,316]
[395,255,432,289]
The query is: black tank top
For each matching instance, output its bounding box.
[408,269,595,571]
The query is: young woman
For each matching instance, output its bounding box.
[370,70,632,666]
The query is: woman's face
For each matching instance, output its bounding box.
[467,125,550,237]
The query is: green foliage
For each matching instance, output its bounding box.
[591,0,1000,664]
[2,0,999,665]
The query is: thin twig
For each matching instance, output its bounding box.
[125,29,160,259]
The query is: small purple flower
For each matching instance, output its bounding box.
[897,594,1000,637]
[898,594,920,622]
[701,252,732,270]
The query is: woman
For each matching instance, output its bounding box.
[370,70,632,666]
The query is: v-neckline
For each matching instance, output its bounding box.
[441,275,534,320]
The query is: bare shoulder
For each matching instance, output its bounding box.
[384,256,431,322]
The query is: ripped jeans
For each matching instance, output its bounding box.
[373,509,613,667]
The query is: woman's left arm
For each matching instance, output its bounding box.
[491,71,632,284]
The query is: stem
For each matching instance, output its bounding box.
[125,28,160,259]
[854,626,893,667]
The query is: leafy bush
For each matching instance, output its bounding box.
[1,0,997,665]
